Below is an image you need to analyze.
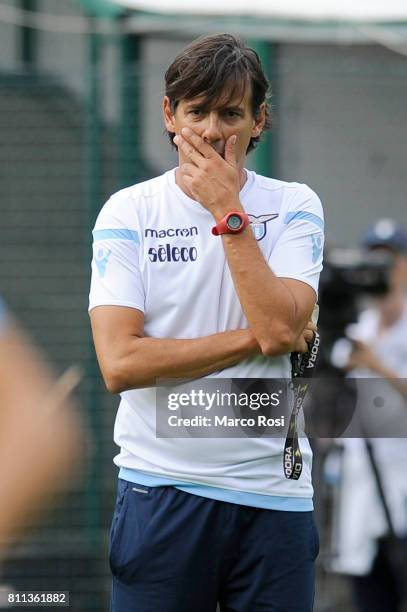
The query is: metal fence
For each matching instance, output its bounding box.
[0,58,151,609]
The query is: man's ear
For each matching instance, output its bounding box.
[251,102,267,138]
[163,96,176,132]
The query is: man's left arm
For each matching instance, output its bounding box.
[175,128,323,356]
[220,230,318,356]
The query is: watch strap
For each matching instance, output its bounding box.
[212,211,250,236]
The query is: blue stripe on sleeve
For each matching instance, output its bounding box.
[284,211,324,230]
[93,229,140,244]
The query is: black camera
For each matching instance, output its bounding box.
[318,248,392,344]
[305,248,393,436]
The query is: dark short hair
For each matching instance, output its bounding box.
[164,33,272,153]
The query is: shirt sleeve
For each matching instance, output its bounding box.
[88,194,145,313]
[269,185,324,295]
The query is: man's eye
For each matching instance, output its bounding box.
[225,111,240,118]
[189,110,203,116]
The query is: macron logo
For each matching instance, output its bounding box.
[145,226,198,239]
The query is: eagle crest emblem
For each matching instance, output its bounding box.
[248,213,279,241]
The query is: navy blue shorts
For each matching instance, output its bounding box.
[109,479,319,612]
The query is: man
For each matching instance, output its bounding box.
[331,219,407,612]
[89,34,324,612]
[0,298,83,551]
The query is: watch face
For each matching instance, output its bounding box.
[227,214,243,231]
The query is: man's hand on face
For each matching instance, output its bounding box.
[173,127,242,221]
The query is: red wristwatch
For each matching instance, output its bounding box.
[212,211,250,236]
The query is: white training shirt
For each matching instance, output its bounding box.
[89,168,324,510]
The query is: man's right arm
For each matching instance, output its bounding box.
[90,305,262,392]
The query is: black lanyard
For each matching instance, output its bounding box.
[284,331,321,480]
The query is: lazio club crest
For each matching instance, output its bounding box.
[248,213,279,241]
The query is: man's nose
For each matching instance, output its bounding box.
[201,113,222,143]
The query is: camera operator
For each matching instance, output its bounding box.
[331,219,407,612]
